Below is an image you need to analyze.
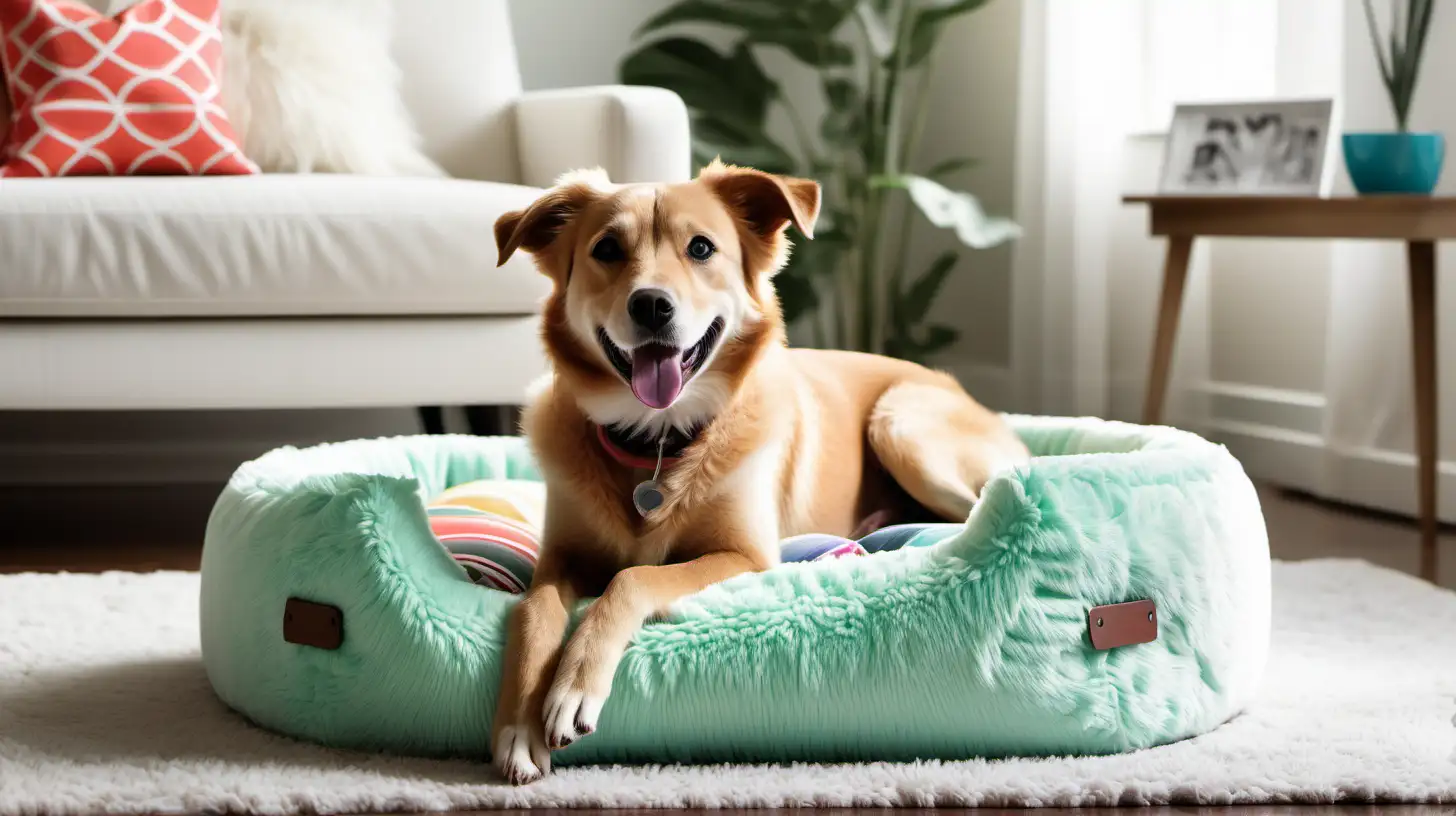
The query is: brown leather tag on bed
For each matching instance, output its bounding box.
[1088,600,1157,650]
[283,597,344,650]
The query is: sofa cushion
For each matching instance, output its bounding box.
[0,175,551,317]
[221,0,443,177]
[0,0,257,178]
[389,0,521,183]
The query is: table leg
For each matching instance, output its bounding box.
[1407,241,1439,584]
[1142,235,1195,426]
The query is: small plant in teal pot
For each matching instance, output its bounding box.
[1344,0,1444,194]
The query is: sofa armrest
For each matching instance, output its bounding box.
[514,86,691,188]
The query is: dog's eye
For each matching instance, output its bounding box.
[591,236,625,262]
[687,236,715,261]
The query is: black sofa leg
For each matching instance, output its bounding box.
[417,405,521,436]
[417,406,445,435]
[465,405,521,436]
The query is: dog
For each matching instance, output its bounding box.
[489,160,1029,783]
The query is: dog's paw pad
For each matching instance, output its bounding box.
[543,687,605,750]
[494,724,549,785]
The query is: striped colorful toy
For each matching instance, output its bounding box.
[426,479,961,593]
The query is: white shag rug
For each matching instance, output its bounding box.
[1,559,1454,813]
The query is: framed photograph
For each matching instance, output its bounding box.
[1157,99,1336,195]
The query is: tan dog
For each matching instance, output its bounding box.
[490,161,1029,783]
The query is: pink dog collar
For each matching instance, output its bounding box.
[595,424,684,470]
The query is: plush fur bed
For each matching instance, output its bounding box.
[200,415,1269,764]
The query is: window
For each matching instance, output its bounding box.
[1137,0,1278,133]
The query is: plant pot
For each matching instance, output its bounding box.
[1342,132,1445,194]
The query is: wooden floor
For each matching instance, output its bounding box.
[1,482,1451,814]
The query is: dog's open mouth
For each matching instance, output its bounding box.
[597,318,724,409]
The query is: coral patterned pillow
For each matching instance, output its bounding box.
[0,75,9,148]
[0,0,257,177]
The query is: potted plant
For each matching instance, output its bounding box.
[618,0,1018,361]
[1345,0,1444,194]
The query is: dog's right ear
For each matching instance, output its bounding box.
[494,177,604,267]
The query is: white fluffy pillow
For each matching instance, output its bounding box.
[219,0,443,176]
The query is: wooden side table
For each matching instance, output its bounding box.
[1124,195,1450,583]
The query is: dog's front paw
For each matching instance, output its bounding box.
[542,684,606,750]
[493,722,551,785]
[541,636,614,750]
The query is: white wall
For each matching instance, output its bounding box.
[3,0,1023,485]
[510,0,672,91]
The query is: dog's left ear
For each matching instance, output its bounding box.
[700,160,820,240]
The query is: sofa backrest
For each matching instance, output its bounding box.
[390,0,522,182]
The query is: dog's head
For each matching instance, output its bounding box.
[495,161,819,431]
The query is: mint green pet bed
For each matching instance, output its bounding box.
[200,416,1270,764]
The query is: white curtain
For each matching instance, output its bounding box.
[1011,0,1142,418]
[1011,0,1271,419]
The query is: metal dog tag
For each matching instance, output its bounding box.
[633,480,665,516]
[632,435,669,517]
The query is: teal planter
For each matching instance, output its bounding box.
[1343,132,1445,194]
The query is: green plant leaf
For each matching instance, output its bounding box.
[620,38,777,131]
[639,0,855,37]
[897,251,958,327]
[639,0,787,36]
[820,77,866,148]
[1361,0,1396,88]
[805,0,860,32]
[823,77,860,109]
[925,155,980,179]
[622,38,797,172]
[788,227,849,295]
[638,0,854,66]
[771,32,856,66]
[773,259,820,325]
[692,116,797,175]
[908,0,989,65]
[1413,0,1435,63]
[884,323,959,362]
[774,213,854,326]
[812,223,856,252]
[872,174,1020,249]
[917,324,959,355]
[853,2,894,59]
[883,335,911,360]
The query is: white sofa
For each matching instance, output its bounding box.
[0,0,690,411]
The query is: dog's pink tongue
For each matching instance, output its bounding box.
[631,345,684,409]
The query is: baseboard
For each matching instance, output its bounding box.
[1206,418,1456,524]
[1203,419,1325,492]
[1174,379,1455,522]
[1191,380,1326,435]
[1320,443,1456,523]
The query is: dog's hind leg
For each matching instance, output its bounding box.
[867,375,1029,522]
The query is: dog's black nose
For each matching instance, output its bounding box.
[628,288,675,332]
